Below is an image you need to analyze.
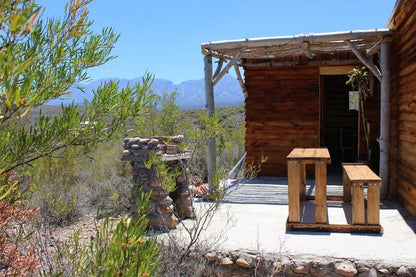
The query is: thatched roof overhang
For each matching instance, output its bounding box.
[201,29,392,63]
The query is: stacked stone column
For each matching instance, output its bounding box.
[121,135,194,230]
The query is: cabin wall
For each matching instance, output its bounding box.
[244,67,320,176]
[389,0,416,217]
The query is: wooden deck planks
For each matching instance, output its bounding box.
[223,178,343,205]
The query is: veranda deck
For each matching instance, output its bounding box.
[223,176,343,206]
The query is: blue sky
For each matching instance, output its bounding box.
[37,1,395,84]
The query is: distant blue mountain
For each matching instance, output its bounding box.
[48,75,244,109]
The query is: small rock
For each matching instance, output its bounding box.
[357,266,370,273]
[221,257,233,266]
[336,263,357,277]
[236,258,253,268]
[131,144,140,149]
[294,265,309,274]
[205,252,216,261]
[396,266,408,276]
[378,268,389,274]
[122,150,130,156]
[148,139,159,145]
[139,138,150,143]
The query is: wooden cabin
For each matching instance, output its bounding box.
[388,0,416,218]
[201,0,416,218]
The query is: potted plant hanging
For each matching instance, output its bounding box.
[346,66,372,161]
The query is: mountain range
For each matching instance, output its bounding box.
[48,75,244,109]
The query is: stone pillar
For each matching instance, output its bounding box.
[121,135,194,229]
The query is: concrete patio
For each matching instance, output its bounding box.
[176,177,416,267]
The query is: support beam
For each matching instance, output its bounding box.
[204,55,216,190]
[239,58,361,68]
[366,39,382,57]
[212,59,224,80]
[233,64,248,98]
[346,40,382,81]
[379,37,391,200]
[213,49,243,86]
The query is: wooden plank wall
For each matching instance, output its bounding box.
[389,0,416,217]
[244,67,320,176]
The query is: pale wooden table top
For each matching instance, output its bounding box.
[286,148,331,161]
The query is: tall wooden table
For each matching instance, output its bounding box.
[287,148,331,224]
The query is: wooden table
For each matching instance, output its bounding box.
[287,148,331,224]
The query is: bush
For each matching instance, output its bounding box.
[37,190,160,276]
[0,173,39,276]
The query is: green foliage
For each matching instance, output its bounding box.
[89,192,160,276]
[28,147,80,226]
[39,191,160,276]
[346,66,370,100]
[136,91,180,136]
[144,153,179,192]
[81,139,132,216]
[0,0,154,177]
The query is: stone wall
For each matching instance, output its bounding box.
[202,250,415,276]
[121,135,194,229]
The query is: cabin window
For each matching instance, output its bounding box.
[349,91,359,111]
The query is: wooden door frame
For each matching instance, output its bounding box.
[319,66,359,148]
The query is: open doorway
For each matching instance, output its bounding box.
[321,75,358,165]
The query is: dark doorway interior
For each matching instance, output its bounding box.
[322,75,358,166]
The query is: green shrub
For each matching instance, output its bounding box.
[38,190,160,276]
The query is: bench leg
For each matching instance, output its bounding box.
[300,163,306,201]
[315,161,327,224]
[352,182,365,224]
[288,161,301,222]
[343,169,352,202]
[367,182,381,225]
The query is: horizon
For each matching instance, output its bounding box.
[37,0,395,84]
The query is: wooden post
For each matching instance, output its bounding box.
[300,163,306,201]
[204,55,216,190]
[367,182,381,225]
[315,160,327,223]
[352,183,365,224]
[379,37,391,200]
[343,167,352,202]
[288,161,301,223]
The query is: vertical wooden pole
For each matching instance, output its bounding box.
[288,161,301,222]
[367,182,381,225]
[300,163,306,201]
[204,55,216,190]
[315,160,327,223]
[379,37,391,200]
[352,183,365,224]
[342,167,352,202]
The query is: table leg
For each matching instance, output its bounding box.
[300,163,306,201]
[315,161,327,224]
[288,160,301,222]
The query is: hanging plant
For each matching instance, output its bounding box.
[346,66,372,160]
[346,67,371,100]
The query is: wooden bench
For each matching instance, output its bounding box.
[342,164,382,225]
